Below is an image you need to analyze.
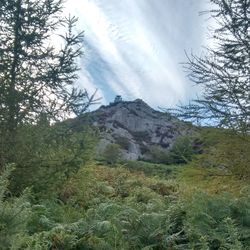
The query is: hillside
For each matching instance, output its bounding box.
[1,0,249,249]
[72,98,195,161]
[2,159,249,249]
[1,108,250,249]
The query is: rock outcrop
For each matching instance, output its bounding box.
[83,99,193,161]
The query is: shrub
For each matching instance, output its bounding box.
[168,136,196,164]
[148,136,201,164]
[102,144,122,165]
[115,136,130,150]
[148,145,171,164]
[9,124,97,197]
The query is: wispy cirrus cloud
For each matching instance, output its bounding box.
[64,0,209,108]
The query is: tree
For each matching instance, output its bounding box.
[102,144,122,165]
[0,0,95,135]
[173,0,250,133]
[168,136,196,164]
[0,0,97,166]
[9,123,98,196]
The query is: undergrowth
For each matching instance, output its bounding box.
[1,162,249,249]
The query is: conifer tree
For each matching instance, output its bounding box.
[0,0,93,134]
[0,0,96,165]
[174,0,250,133]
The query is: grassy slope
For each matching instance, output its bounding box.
[5,127,249,249]
[40,160,248,249]
[5,161,249,249]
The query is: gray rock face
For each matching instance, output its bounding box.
[87,99,193,160]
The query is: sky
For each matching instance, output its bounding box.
[63,0,210,109]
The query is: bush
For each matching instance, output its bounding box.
[149,145,171,164]
[9,124,97,197]
[168,136,197,164]
[1,162,249,249]
[184,193,250,249]
[148,136,200,164]
[102,144,122,165]
[115,136,130,150]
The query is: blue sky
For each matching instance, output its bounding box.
[64,0,210,109]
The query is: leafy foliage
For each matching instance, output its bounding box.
[9,123,98,197]
[0,0,98,168]
[0,0,91,128]
[115,136,130,150]
[149,136,202,164]
[171,0,250,133]
[3,163,250,249]
[123,160,178,178]
[0,152,249,249]
[168,136,198,164]
[192,128,250,178]
[102,143,122,165]
[0,165,31,249]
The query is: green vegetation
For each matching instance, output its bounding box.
[0,165,31,249]
[172,0,249,133]
[192,128,250,178]
[1,158,249,249]
[0,117,249,250]
[123,160,179,178]
[148,135,202,165]
[0,0,249,249]
[9,123,97,197]
[115,136,130,150]
[0,0,97,168]
[0,125,249,250]
[102,144,122,165]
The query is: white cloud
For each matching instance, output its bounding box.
[63,0,208,109]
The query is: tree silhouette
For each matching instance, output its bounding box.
[172,0,250,133]
[0,0,95,135]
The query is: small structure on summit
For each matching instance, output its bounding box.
[114,95,123,103]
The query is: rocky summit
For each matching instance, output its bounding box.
[82,97,194,161]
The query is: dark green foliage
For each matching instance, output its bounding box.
[0,0,89,128]
[102,144,122,165]
[148,136,201,164]
[164,192,250,249]
[115,136,130,150]
[124,160,178,178]
[0,0,97,168]
[0,165,31,250]
[168,136,197,164]
[9,123,97,197]
[171,0,250,133]
[9,167,250,249]
[1,158,249,249]
[185,193,250,249]
[148,145,171,164]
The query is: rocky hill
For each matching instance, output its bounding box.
[80,98,194,161]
